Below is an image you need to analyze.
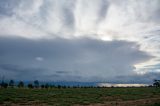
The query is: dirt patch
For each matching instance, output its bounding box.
[0,102,48,106]
[74,97,160,106]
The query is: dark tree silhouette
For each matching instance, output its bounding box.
[153,79,160,87]
[1,81,8,88]
[45,83,49,89]
[34,80,39,88]
[3,83,8,88]
[28,83,33,88]
[41,84,45,88]
[9,80,14,87]
[18,81,24,88]
[0,76,8,88]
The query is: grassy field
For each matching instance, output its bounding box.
[0,87,160,106]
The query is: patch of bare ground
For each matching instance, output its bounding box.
[74,97,160,106]
[0,102,48,106]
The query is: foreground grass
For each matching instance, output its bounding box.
[0,87,160,106]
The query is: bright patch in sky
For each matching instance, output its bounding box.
[35,57,44,62]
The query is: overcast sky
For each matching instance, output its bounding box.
[0,0,160,83]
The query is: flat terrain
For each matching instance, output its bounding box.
[0,87,160,106]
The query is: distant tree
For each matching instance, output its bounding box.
[0,76,7,88]
[41,84,45,88]
[34,80,39,88]
[57,85,61,89]
[9,80,14,87]
[1,81,8,88]
[18,81,24,88]
[67,86,70,88]
[153,79,160,87]
[3,83,8,88]
[73,86,76,88]
[148,85,153,87]
[62,85,66,89]
[0,80,4,88]
[28,83,33,88]
[50,85,55,88]
[45,83,49,89]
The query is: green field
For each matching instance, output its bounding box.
[0,87,160,106]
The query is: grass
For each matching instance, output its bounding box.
[0,87,160,106]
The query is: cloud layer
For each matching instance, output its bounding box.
[0,0,159,38]
[0,37,153,82]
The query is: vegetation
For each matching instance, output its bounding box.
[153,80,160,87]
[8,80,14,88]
[34,80,39,88]
[0,79,160,89]
[0,87,160,106]
[28,83,34,88]
[0,79,160,106]
[17,81,24,88]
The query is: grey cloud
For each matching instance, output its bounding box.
[0,64,20,72]
[0,63,47,81]
[97,0,109,21]
[0,37,153,82]
[0,0,19,17]
[0,0,110,35]
[38,0,76,31]
[114,72,160,84]
[61,0,76,29]
[0,64,44,73]
[56,71,69,74]
[0,0,159,39]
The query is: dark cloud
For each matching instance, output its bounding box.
[114,72,160,84]
[97,0,109,21]
[61,1,76,30]
[56,71,69,74]
[0,37,153,82]
[0,63,47,81]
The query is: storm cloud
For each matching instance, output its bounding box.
[0,37,153,82]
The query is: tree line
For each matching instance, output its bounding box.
[0,80,64,89]
[0,80,96,89]
[0,79,160,88]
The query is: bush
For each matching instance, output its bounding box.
[28,83,33,88]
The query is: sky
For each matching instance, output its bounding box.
[0,0,160,83]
